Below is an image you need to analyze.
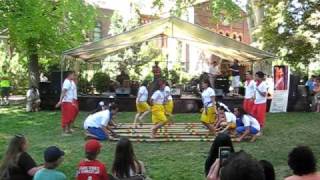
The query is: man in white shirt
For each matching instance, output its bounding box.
[134,81,150,127]
[55,71,79,136]
[150,80,168,138]
[243,71,255,113]
[208,59,221,88]
[26,86,41,112]
[234,107,261,142]
[84,104,119,141]
[251,71,268,129]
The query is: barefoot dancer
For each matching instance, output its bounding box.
[251,71,267,129]
[134,81,150,127]
[200,79,216,134]
[234,107,261,142]
[56,71,79,136]
[164,82,174,124]
[84,104,119,141]
[150,80,168,137]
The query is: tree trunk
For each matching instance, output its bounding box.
[28,42,40,88]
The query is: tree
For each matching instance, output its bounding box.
[0,0,96,87]
[257,0,319,72]
[152,0,319,73]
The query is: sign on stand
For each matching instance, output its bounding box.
[270,66,290,113]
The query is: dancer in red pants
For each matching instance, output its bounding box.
[243,71,255,113]
[251,71,267,129]
[56,71,78,136]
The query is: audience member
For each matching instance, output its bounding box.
[207,151,265,180]
[0,134,42,180]
[313,77,320,112]
[285,146,320,180]
[259,160,275,180]
[204,133,235,176]
[76,139,109,180]
[26,86,41,112]
[34,146,66,180]
[112,137,146,179]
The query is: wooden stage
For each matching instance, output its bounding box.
[40,94,248,113]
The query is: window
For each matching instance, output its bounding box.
[233,34,237,39]
[93,22,102,41]
[238,35,242,42]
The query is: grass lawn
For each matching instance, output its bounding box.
[0,106,319,180]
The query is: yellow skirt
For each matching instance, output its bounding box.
[151,104,167,124]
[201,106,216,124]
[136,102,150,113]
[164,100,174,115]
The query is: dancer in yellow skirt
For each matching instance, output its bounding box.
[164,82,174,123]
[150,80,168,137]
[133,81,150,127]
[201,79,216,134]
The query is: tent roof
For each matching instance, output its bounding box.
[63,17,275,62]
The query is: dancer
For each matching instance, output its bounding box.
[200,80,216,134]
[164,82,174,123]
[214,105,236,134]
[150,80,168,138]
[229,59,240,95]
[251,71,268,129]
[84,103,119,141]
[134,81,150,127]
[234,107,261,142]
[56,71,79,136]
[243,71,256,113]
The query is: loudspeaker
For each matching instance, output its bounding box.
[39,82,53,95]
[50,71,71,94]
[115,87,131,97]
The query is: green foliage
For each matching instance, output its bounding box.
[0,0,97,86]
[91,72,111,93]
[256,0,319,71]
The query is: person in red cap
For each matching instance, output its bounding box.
[76,140,109,180]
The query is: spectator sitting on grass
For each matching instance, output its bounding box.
[76,139,109,180]
[34,146,66,180]
[204,133,234,176]
[259,160,275,180]
[112,137,146,179]
[207,151,265,180]
[285,146,320,180]
[0,134,43,180]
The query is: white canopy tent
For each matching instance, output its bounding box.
[62,16,275,63]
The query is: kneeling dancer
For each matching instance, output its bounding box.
[84,104,119,141]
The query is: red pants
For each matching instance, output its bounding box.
[251,103,266,128]
[61,101,78,128]
[243,99,254,114]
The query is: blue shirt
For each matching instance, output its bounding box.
[305,80,315,91]
[34,168,66,180]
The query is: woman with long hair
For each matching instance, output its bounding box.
[204,133,234,176]
[0,134,42,180]
[112,137,146,179]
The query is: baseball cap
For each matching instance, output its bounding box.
[85,139,101,153]
[44,146,65,163]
